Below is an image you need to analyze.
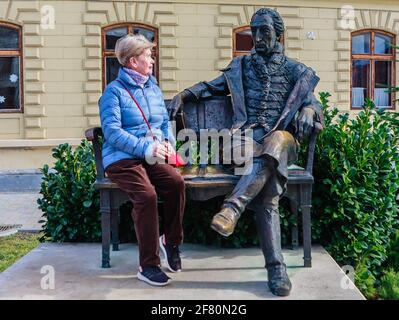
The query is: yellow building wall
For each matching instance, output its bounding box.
[0,0,399,169]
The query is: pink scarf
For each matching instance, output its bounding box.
[123,67,149,88]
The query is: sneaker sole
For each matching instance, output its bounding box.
[137,271,171,286]
[159,236,181,273]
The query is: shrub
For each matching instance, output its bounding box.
[38,141,101,242]
[379,269,399,300]
[312,93,399,276]
[385,230,399,271]
[354,260,377,299]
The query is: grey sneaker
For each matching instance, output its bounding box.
[137,266,171,286]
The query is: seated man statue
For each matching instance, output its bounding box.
[168,8,323,296]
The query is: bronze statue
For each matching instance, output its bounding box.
[168,8,323,296]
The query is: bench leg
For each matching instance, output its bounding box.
[301,184,312,268]
[111,208,120,251]
[289,200,299,250]
[100,190,111,268]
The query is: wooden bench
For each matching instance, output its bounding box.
[85,96,322,269]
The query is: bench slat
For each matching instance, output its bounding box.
[94,167,313,190]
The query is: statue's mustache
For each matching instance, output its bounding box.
[255,41,270,47]
[255,43,271,49]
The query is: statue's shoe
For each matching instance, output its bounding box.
[210,207,240,237]
[267,265,292,297]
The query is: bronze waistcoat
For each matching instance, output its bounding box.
[242,55,295,137]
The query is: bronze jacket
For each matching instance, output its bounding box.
[186,51,323,137]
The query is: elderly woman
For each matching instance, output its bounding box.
[99,34,185,286]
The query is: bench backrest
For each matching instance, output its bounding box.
[180,96,233,133]
[176,96,321,173]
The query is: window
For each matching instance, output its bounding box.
[233,26,284,57]
[0,22,22,112]
[351,30,396,109]
[102,23,158,90]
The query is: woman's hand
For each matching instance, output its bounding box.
[152,141,175,160]
[162,141,176,157]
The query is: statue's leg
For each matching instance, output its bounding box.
[211,157,270,237]
[255,196,292,296]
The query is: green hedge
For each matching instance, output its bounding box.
[311,93,399,278]
[38,141,101,242]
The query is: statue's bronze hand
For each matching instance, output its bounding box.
[297,107,315,141]
[167,90,193,120]
[167,93,184,120]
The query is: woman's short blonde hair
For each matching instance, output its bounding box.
[115,34,155,67]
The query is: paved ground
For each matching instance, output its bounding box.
[0,192,43,232]
[0,243,364,300]
[0,191,365,300]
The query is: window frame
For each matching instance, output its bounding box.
[0,21,23,113]
[233,25,285,57]
[350,29,396,110]
[101,23,159,91]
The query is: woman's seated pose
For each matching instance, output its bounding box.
[99,34,185,286]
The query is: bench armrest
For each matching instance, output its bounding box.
[305,122,323,174]
[85,127,102,141]
[85,127,105,180]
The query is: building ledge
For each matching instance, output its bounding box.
[0,139,83,149]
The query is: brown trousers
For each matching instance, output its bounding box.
[105,159,185,268]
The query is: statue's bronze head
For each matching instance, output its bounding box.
[250,8,285,55]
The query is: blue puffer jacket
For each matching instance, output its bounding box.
[99,67,175,170]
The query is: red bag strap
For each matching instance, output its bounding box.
[116,79,156,142]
